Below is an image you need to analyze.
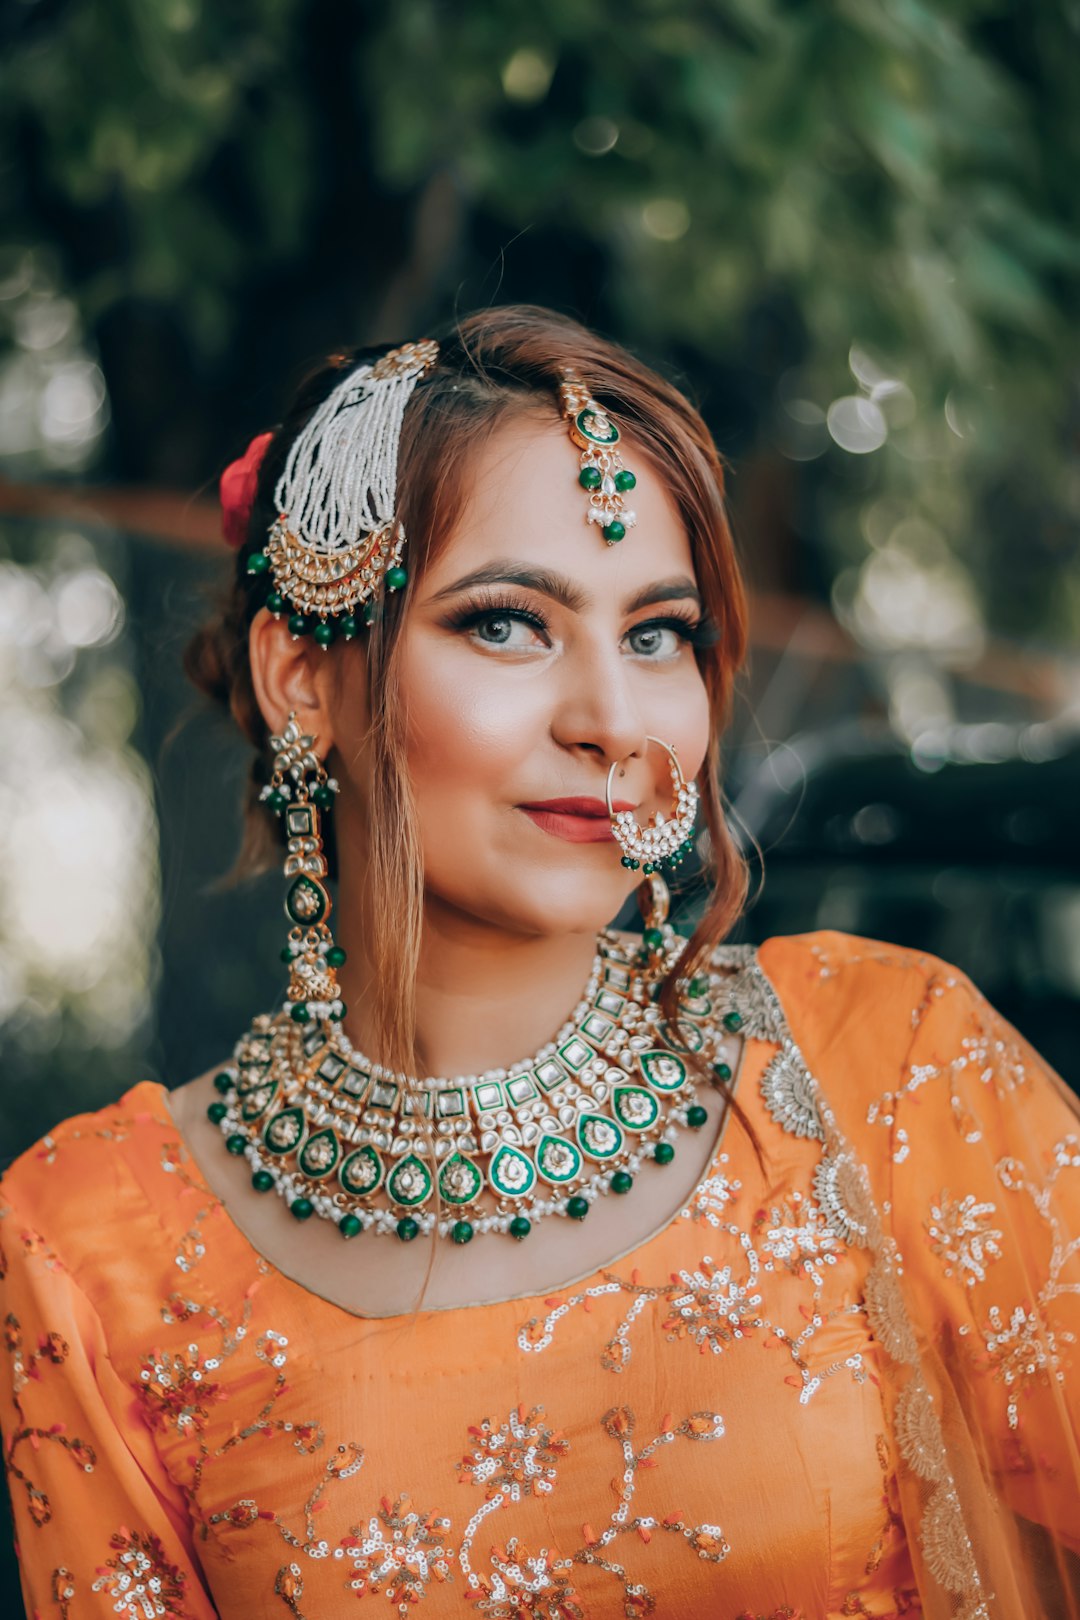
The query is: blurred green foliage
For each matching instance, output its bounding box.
[2,0,1078,638]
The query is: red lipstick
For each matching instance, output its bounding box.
[517,797,636,844]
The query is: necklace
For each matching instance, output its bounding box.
[208,925,749,1244]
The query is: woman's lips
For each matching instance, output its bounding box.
[517,797,636,845]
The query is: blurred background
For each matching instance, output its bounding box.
[1,0,1078,1602]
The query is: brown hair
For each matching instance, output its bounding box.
[185,303,751,1132]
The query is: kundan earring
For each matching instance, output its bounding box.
[258,712,347,1026]
[606,736,699,877]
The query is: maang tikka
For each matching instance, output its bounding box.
[244,339,439,646]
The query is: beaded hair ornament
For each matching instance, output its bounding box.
[236,338,439,646]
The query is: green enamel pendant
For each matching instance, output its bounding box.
[612,1085,660,1132]
[339,1144,385,1197]
[576,1112,624,1161]
[535,1133,583,1185]
[438,1152,484,1206]
[489,1144,537,1199]
[639,1050,689,1092]
[285,875,329,926]
[386,1153,434,1208]
[298,1127,341,1179]
[239,1079,278,1122]
[575,406,620,446]
[263,1105,307,1155]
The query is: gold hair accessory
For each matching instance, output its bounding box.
[246,338,439,647]
[558,371,638,544]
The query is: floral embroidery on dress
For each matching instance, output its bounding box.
[924,1192,1003,1286]
[338,1495,456,1612]
[91,1528,191,1619]
[466,1536,583,1618]
[3,1308,96,1528]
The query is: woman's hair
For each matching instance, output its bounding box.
[185,303,750,1113]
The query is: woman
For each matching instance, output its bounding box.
[1,306,1077,1619]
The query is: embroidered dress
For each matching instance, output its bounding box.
[2,932,1078,1619]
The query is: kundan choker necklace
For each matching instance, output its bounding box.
[208,923,751,1245]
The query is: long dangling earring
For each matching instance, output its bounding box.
[258,712,348,1026]
[605,736,698,875]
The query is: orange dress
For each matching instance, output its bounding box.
[2,932,1078,1620]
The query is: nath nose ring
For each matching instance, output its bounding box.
[605,736,699,875]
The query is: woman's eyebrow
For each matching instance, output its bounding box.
[427,562,702,615]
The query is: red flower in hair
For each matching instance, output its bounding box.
[220,430,273,549]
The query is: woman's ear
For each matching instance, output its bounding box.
[248,606,342,751]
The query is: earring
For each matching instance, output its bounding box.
[259,712,347,1026]
[605,736,699,876]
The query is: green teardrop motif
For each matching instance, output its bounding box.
[339,1144,385,1197]
[387,1153,434,1208]
[639,1050,689,1093]
[658,1018,705,1053]
[285,875,328,926]
[438,1152,484,1206]
[535,1133,583,1185]
[612,1085,660,1132]
[262,1105,307,1155]
[576,1112,624,1161]
[298,1127,341,1180]
[240,1078,278,1122]
[489,1144,537,1199]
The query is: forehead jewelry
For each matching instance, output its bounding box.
[245,338,439,648]
[606,736,699,879]
[558,371,638,544]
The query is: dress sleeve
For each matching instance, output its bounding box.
[886,962,1080,1571]
[0,1184,218,1619]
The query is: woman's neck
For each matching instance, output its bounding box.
[333,898,606,1080]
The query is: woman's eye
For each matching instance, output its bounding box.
[626,621,691,658]
[469,610,547,649]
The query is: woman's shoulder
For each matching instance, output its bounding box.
[1,1078,180,1251]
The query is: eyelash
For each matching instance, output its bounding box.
[443,591,717,652]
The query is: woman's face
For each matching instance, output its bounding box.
[336,410,712,938]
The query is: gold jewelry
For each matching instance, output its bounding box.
[207,926,750,1245]
[558,371,638,544]
[246,338,439,647]
[606,737,699,876]
[257,712,349,1027]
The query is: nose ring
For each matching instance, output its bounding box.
[605,736,699,875]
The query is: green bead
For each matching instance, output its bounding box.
[311,784,334,810]
[396,1216,420,1242]
[713,1061,733,1083]
[602,521,626,542]
[654,1142,675,1165]
[566,1195,589,1220]
[385,565,407,591]
[290,1197,314,1221]
[225,1133,247,1156]
[722,1010,744,1033]
[206,1101,227,1124]
[642,862,654,875]
[339,1214,362,1239]
[629,858,640,870]
[246,550,270,575]
[329,1003,347,1022]
[643,927,664,951]
[611,1170,633,1194]
[509,1215,531,1240]
[451,1220,474,1245]
[267,789,287,814]
[213,1071,232,1094]
[686,1105,708,1129]
[251,1169,274,1192]
[578,466,602,490]
[265,591,285,615]
[614,468,636,492]
[313,621,335,647]
[689,976,708,997]
[363,601,377,625]
[326,945,347,968]
[290,1002,311,1024]
[280,944,296,963]
[339,614,358,639]
[287,613,310,638]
